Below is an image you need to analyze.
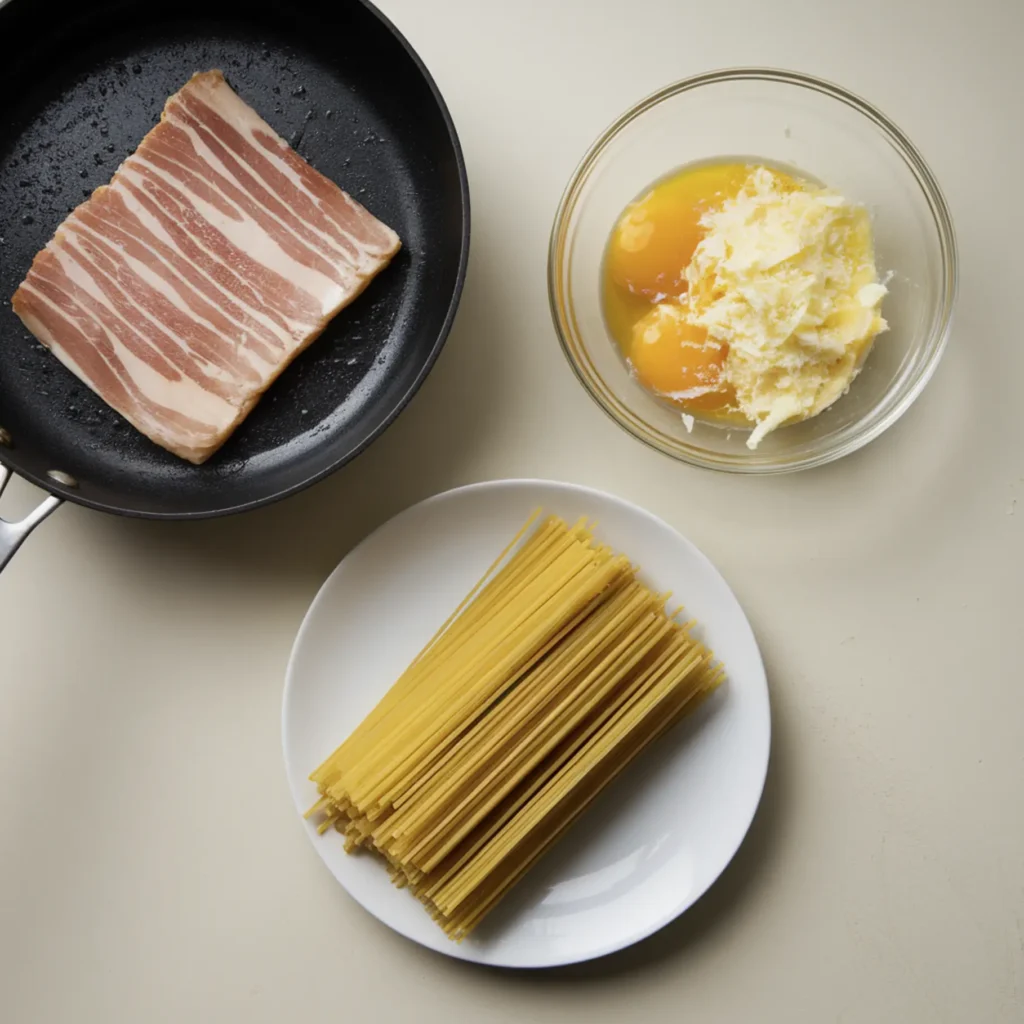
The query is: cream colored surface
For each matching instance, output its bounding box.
[1,0,1022,1020]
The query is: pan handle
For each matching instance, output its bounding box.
[0,464,63,573]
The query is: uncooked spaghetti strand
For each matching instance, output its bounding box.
[434,643,707,909]
[433,651,704,912]
[414,628,695,902]
[424,636,703,908]
[318,515,576,774]
[351,572,624,815]
[407,612,675,870]
[409,507,545,666]
[380,578,646,827]
[388,611,667,864]
[448,680,704,937]
[350,555,633,809]
[342,539,617,790]
[381,582,650,831]
[330,529,583,774]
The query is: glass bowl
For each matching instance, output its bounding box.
[549,68,958,473]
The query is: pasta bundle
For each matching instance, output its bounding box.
[307,512,723,940]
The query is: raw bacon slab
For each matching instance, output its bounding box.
[11,70,401,464]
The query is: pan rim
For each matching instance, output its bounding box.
[0,0,471,521]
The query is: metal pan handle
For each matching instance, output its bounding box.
[0,463,62,573]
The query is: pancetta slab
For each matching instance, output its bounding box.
[12,70,401,463]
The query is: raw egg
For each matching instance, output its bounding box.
[605,162,750,301]
[605,189,702,300]
[602,160,752,420]
[629,304,731,412]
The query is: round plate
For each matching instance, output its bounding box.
[282,479,770,967]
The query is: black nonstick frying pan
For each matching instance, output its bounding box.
[0,0,469,569]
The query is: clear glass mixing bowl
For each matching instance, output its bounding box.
[549,69,958,473]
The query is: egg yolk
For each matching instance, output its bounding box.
[605,163,751,301]
[629,304,731,412]
[602,161,758,422]
[606,190,702,300]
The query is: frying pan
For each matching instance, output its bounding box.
[0,0,469,570]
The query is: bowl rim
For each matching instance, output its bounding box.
[548,66,959,474]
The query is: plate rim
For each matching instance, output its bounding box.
[281,478,771,967]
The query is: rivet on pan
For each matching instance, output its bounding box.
[0,427,10,447]
[46,469,78,488]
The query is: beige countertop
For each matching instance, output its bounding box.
[2,0,1023,1020]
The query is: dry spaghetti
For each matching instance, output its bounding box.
[307,512,723,940]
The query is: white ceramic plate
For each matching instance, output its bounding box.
[282,479,769,967]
